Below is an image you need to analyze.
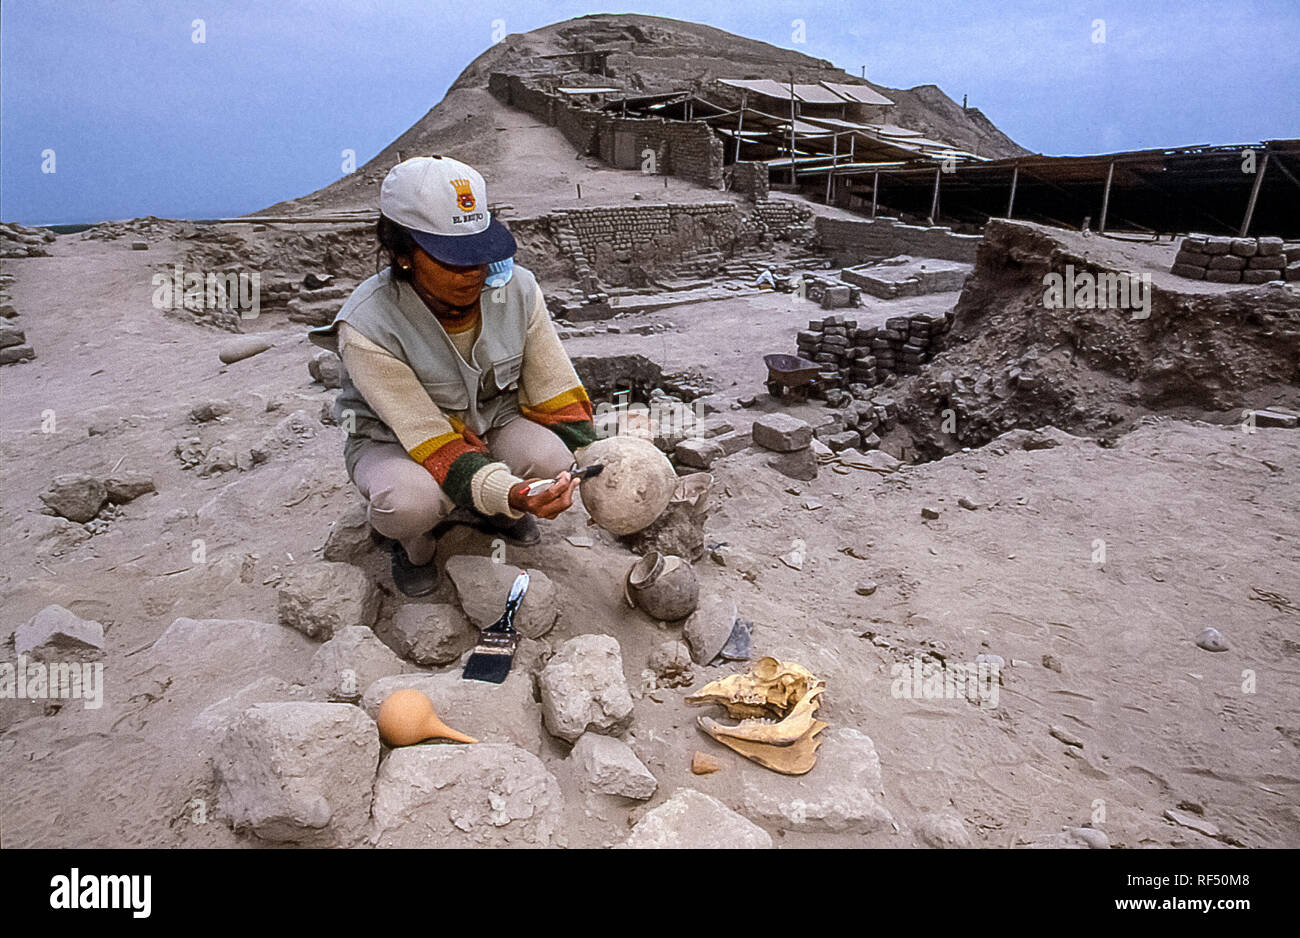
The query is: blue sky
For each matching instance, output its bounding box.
[2,0,1296,224]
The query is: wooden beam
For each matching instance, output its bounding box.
[826,132,839,202]
[871,170,879,218]
[733,92,746,162]
[1239,151,1270,236]
[1098,160,1115,233]
[789,77,798,183]
[1006,164,1019,218]
[928,166,941,224]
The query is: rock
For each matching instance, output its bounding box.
[362,663,544,755]
[537,634,634,743]
[691,752,723,775]
[765,447,818,481]
[200,445,238,476]
[322,502,375,563]
[190,399,233,422]
[620,790,771,849]
[14,605,105,661]
[647,640,694,688]
[370,743,563,847]
[0,344,35,364]
[957,497,983,510]
[1164,808,1219,839]
[39,474,107,523]
[855,581,878,596]
[1068,826,1111,849]
[250,409,316,463]
[308,350,342,389]
[277,561,380,640]
[218,335,274,364]
[1195,627,1229,652]
[215,702,379,846]
[131,240,148,250]
[825,430,861,452]
[674,437,724,469]
[921,506,941,520]
[145,617,316,689]
[304,626,414,700]
[0,323,25,347]
[387,602,477,666]
[303,272,334,290]
[740,727,892,833]
[191,676,313,743]
[683,593,737,665]
[445,557,559,639]
[103,471,156,504]
[1049,724,1084,748]
[918,812,973,848]
[1247,409,1299,429]
[1042,654,1063,672]
[570,732,658,800]
[752,413,814,452]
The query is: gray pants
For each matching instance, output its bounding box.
[349,416,574,565]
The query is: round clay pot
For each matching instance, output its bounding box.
[626,551,700,621]
[578,435,678,536]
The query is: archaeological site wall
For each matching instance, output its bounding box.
[490,73,724,189]
[815,216,982,265]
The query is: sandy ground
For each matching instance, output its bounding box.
[2,234,1298,849]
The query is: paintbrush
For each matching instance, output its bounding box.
[462,570,529,684]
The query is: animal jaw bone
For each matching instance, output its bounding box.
[686,656,828,775]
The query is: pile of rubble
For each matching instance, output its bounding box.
[0,273,35,366]
[78,216,180,242]
[1170,235,1298,284]
[0,221,55,259]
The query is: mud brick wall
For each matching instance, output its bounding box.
[557,103,601,155]
[536,202,755,285]
[731,161,769,200]
[489,72,723,189]
[754,199,813,238]
[815,216,982,264]
[1171,235,1294,284]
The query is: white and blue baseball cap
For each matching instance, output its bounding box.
[380,155,517,267]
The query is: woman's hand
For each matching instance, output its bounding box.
[508,471,579,520]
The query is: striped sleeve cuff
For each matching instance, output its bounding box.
[472,463,526,519]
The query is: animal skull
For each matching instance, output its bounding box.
[686,656,827,775]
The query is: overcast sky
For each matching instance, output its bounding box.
[2,0,1296,224]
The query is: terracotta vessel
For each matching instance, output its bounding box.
[625,550,700,621]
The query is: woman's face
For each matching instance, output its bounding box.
[407,247,487,311]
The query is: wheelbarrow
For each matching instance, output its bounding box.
[764,353,822,401]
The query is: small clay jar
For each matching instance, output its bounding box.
[625,550,700,621]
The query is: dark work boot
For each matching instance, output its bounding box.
[440,507,541,546]
[387,538,439,598]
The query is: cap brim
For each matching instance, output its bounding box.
[408,216,517,267]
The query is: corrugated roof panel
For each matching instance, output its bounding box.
[820,82,895,106]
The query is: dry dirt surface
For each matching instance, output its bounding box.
[2,229,1298,849]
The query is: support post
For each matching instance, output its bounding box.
[1007,163,1019,218]
[789,78,798,183]
[1098,160,1115,234]
[733,92,746,162]
[1240,151,1270,236]
[929,166,941,223]
[825,132,839,203]
[871,170,879,218]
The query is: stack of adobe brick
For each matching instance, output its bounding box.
[1171,236,1287,284]
[795,310,952,392]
